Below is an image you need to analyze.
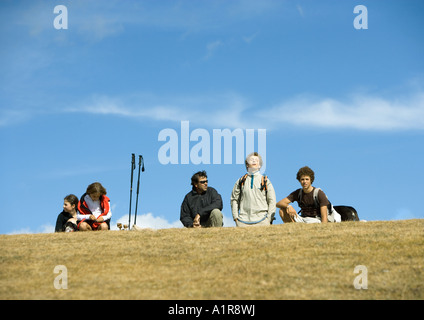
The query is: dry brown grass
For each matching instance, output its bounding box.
[1,219,423,300]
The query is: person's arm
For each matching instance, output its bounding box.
[55,213,65,232]
[276,198,297,216]
[198,188,223,218]
[317,189,329,223]
[180,195,193,227]
[265,179,276,217]
[97,206,112,222]
[320,206,328,223]
[230,180,241,221]
[193,214,201,228]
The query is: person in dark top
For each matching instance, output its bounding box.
[276,166,340,223]
[55,194,79,232]
[180,171,223,228]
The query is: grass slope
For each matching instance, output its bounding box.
[1,220,423,300]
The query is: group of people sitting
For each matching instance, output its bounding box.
[55,182,112,232]
[181,152,342,229]
[56,152,342,232]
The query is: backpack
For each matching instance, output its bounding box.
[298,188,359,222]
[333,205,360,221]
[237,173,268,205]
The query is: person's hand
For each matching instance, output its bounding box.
[286,205,296,217]
[96,216,104,223]
[193,214,201,228]
[89,215,96,220]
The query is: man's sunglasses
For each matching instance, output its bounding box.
[198,180,208,184]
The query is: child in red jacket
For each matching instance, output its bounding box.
[77,182,112,231]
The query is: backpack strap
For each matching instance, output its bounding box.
[314,187,335,214]
[313,187,321,208]
[260,175,267,191]
[261,175,268,199]
[237,174,248,206]
[238,174,248,188]
[237,174,268,205]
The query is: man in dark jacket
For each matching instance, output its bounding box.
[180,171,223,228]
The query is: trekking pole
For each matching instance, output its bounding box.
[128,153,136,230]
[133,155,144,227]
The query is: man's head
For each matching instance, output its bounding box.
[296,166,315,183]
[191,170,208,194]
[296,166,315,191]
[245,152,263,171]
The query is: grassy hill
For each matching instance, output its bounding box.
[1,219,423,300]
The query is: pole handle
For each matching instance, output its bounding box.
[140,155,145,172]
[131,153,136,170]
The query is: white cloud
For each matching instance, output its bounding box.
[260,92,424,131]
[6,212,236,235]
[8,223,55,235]
[70,90,424,131]
[4,87,424,132]
[67,92,253,129]
[113,213,182,230]
[113,212,236,229]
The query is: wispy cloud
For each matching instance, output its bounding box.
[0,109,32,127]
[260,92,424,131]
[242,32,259,44]
[3,89,424,132]
[8,224,54,235]
[10,0,284,42]
[68,90,424,131]
[38,165,118,180]
[66,92,253,129]
[297,5,305,18]
[204,40,223,60]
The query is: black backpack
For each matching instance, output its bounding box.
[298,188,359,222]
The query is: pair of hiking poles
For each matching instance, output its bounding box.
[128,153,144,230]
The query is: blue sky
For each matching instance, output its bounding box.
[1,0,423,234]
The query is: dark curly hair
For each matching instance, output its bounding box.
[296,166,315,183]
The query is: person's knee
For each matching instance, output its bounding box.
[79,222,92,231]
[209,209,223,227]
[280,208,294,223]
[98,222,109,231]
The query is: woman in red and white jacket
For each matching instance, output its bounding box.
[77,182,112,231]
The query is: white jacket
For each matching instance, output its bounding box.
[230,171,276,224]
